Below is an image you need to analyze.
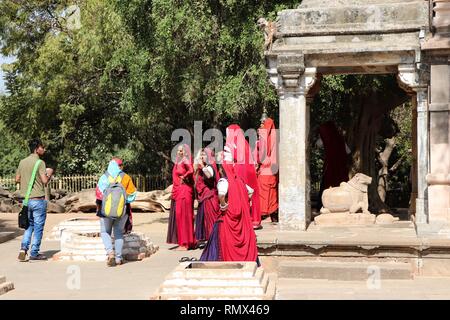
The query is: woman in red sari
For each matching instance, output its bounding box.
[225,124,262,230]
[256,117,279,223]
[194,147,220,243]
[200,147,258,263]
[166,144,195,250]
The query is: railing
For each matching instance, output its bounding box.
[0,174,169,193]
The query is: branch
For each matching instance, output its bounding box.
[157,151,171,162]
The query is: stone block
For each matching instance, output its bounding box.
[54,229,158,262]
[278,260,412,281]
[154,262,276,300]
[314,212,376,226]
[0,276,14,295]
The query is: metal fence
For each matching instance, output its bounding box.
[0,174,169,193]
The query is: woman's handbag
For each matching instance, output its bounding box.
[18,160,42,229]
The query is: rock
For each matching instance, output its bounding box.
[0,186,12,198]
[47,202,66,214]
[376,213,400,224]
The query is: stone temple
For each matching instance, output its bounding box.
[264,0,450,235]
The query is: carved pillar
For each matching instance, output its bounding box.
[416,88,430,224]
[426,61,450,223]
[267,54,317,230]
[398,64,430,225]
[409,97,418,219]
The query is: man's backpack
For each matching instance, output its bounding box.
[101,172,127,219]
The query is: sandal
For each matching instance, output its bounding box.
[179,256,190,262]
[190,257,198,261]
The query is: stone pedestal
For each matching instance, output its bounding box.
[153,261,276,300]
[314,212,376,226]
[46,217,100,240]
[0,275,14,296]
[50,218,159,261]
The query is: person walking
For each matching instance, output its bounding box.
[16,138,54,262]
[96,159,137,266]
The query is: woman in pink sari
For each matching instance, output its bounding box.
[194,147,220,243]
[166,144,195,250]
[225,124,262,229]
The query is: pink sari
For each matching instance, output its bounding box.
[173,144,195,249]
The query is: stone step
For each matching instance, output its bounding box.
[278,260,413,281]
[156,274,277,300]
[170,261,258,279]
[160,274,270,297]
[0,276,14,296]
[163,268,266,287]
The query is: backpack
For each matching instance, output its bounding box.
[101,171,126,219]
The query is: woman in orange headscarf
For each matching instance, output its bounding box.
[256,117,279,223]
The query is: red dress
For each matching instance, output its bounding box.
[172,146,195,249]
[219,158,258,262]
[195,147,220,240]
[226,124,262,227]
[256,118,279,215]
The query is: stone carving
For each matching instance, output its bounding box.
[320,173,372,215]
[257,17,276,51]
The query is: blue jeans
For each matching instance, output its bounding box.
[100,215,127,262]
[21,200,48,257]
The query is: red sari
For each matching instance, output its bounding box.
[173,145,195,249]
[225,124,262,227]
[319,121,349,189]
[256,118,279,216]
[219,157,258,262]
[194,148,220,240]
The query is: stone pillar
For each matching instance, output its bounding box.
[398,64,430,225]
[415,88,430,224]
[409,96,418,219]
[426,62,450,224]
[267,54,317,230]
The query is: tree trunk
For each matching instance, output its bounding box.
[348,85,408,214]
[377,137,396,202]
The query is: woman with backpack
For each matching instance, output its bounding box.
[96,159,137,267]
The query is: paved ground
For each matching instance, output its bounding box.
[3,211,450,299]
[0,211,203,299]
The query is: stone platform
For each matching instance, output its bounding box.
[46,217,100,240]
[256,220,450,259]
[153,261,276,300]
[0,276,14,295]
[53,230,158,262]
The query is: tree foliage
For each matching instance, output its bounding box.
[0,0,297,176]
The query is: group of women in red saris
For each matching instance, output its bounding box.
[166,123,271,263]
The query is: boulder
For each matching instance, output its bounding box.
[47,202,66,214]
[375,213,400,224]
